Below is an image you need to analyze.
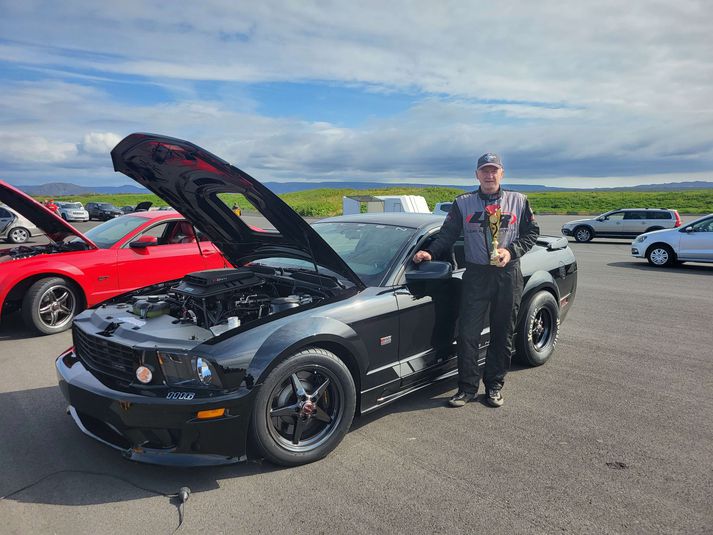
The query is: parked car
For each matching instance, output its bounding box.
[433,201,453,216]
[56,133,578,467]
[120,201,153,214]
[631,213,713,266]
[85,202,123,220]
[56,201,90,222]
[561,208,681,242]
[0,204,42,243]
[0,181,227,334]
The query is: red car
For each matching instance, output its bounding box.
[0,181,228,334]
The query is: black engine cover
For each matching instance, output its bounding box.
[174,268,263,298]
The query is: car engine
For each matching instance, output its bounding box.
[0,241,91,263]
[125,268,324,336]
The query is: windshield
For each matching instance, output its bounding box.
[99,203,118,210]
[83,216,145,248]
[316,222,416,285]
[63,202,83,209]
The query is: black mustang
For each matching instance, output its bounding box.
[56,133,577,467]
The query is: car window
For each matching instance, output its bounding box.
[0,207,11,218]
[312,222,417,285]
[83,216,147,248]
[649,211,672,220]
[606,212,625,221]
[624,211,648,220]
[691,218,713,232]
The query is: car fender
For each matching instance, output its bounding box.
[246,316,367,387]
[522,269,559,303]
[0,261,88,310]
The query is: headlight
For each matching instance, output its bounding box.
[635,235,648,243]
[157,352,222,388]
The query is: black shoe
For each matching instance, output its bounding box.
[485,388,504,407]
[448,391,476,407]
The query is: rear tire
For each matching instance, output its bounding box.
[646,244,675,267]
[251,348,356,466]
[22,277,82,334]
[8,227,30,243]
[573,226,593,242]
[515,291,560,366]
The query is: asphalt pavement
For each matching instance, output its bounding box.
[1,215,711,534]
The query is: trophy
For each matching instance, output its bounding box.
[485,205,502,265]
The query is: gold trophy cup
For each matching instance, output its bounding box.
[487,206,502,265]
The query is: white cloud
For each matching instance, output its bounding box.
[0,1,712,186]
[81,132,122,155]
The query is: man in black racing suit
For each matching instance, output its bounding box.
[413,153,540,407]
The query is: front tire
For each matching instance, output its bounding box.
[22,277,82,334]
[515,291,560,366]
[573,226,593,242]
[8,227,30,243]
[646,244,675,266]
[251,348,356,466]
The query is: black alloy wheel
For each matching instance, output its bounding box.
[646,244,675,267]
[573,226,593,243]
[8,227,30,244]
[22,277,82,334]
[515,291,560,366]
[251,348,356,466]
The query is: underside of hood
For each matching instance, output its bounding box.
[0,181,96,246]
[110,133,365,289]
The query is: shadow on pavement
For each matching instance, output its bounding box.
[0,385,278,507]
[0,312,45,341]
[607,261,713,274]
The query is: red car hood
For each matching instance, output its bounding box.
[0,181,97,247]
[111,133,365,289]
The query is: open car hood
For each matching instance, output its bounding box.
[0,181,97,247]
[111,133,365,289]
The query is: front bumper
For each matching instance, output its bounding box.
[561,227,573,236]
[56,348,257,466]
[631,244,645,258]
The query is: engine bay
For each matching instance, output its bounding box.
[0,241,90,262]
[91,267,341,341]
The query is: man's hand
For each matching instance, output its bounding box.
[494,248,511,267]
[413,250,432,264]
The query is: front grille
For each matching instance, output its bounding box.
[73,325,138,382]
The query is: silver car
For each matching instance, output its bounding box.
[0,204,42,243]
[631,214,713,266]
[561,208,681,242]
[56,201,90,222]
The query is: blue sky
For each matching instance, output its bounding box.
[0,1,712,189]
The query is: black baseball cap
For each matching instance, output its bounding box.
[477,153,503,170]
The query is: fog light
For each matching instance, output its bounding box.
[135,365,153,384]
[196,408,225,419]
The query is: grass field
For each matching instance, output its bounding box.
[43,187,713,217]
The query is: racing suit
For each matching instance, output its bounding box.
[426,188,540,394]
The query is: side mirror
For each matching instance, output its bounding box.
[683,226,694,233]
[405,260,453,283]
[130,235,159,248]
[596,216,606,222]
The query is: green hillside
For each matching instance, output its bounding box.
[43,187,713,217]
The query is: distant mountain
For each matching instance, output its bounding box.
[9,179,713,196]
[12,182,148,195]
[261,181,572,193]
[605,181,713,191]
